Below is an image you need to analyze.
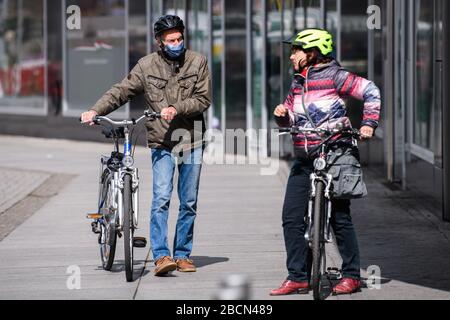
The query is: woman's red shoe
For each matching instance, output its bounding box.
[332,278,361,295]
[270,280,310,296]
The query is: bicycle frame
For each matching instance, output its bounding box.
[95,111,159,232]
[304,143,334,245]
[278,125,361,246]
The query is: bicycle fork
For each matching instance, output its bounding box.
[305,173,334,244]
[115,169,139,232]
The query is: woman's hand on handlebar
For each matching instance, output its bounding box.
[80,110,98,126]
[359,125,374,140]
[274,105,288,117]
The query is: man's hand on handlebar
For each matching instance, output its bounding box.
[80,110,98,126]
[359,125,374,140]
[161,106,177,121]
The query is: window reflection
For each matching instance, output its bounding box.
[187,0,208,57]
[266,0,281,115]
[129,0,147,115]
[0,0,46,114]
[341,0,368,77]
[64,0,127,116]
[212,0,222,130]
[414,0,434,149]
[252,0,263,130]
[225,0,246,130]
[340,0,368,128]
[293,0,321,30]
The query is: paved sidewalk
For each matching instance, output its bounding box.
[0,135,450,300]
[0,168,50,215]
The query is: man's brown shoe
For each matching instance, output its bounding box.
[176,259,197,272]
[154,256,177,276]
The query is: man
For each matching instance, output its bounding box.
[81,15,211,276]
[271,29,380,295]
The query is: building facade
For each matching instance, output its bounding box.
[0,0,449,221]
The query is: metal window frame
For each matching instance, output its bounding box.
[62,0,129,118]
[443,0,450,221]
[261,0,268,156]
[246,0,253,133]
[0,0,48,116]
[221,0,226,132]
[320,0,326,29]
[207,0,213,130]
[336,0,341,62]
[408,0,436,165]
[385,0,395,182]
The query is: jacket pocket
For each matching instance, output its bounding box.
[178,74,197,100]
[146,76,167,102]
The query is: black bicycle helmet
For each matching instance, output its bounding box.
[154,15,185,38]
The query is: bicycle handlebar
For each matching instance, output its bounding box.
[277,126,361,138]
[278,125,361,155]
[80,110,161,126]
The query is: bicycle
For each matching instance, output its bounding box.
[82,110,161,282]
[278,124,361,300]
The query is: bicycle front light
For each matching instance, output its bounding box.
[122,155,134,168]
[313,158,327,171]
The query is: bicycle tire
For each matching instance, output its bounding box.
[123,173,134,282]
[99,171,117,271]
[312,180,326,300]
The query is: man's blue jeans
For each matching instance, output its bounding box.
[150,147,203,262]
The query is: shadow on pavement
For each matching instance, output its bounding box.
[190,256,229,268]
[353,166,450,294]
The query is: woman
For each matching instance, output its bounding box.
[271,29,381,296]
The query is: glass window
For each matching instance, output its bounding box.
[325,0,338,48]
[211,0,222,130]
[341,0,368,77]
[149,0,162,52]
[129,0,148,116]
[294,0,321,30]
[433,0,443,165]
[0,0,46,115]
[283,0,294,99]
[414,0,434,150]
[340,0,368,128]
[225,0,246,130]
[266,0,281,116]
[187,0,208,56]
[64,0,128,117]
[162,0,186,27]
[372,0,385,134]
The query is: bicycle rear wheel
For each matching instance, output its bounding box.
[123,173,134,282]
[99,172,117,271]
[312,180,326,300]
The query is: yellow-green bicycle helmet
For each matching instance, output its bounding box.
[283,28,333,56]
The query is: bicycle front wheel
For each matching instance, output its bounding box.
[99,172,117,271]
[123,173,134,282]
[312,180,326,300]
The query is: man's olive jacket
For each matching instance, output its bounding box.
[91,49,211,152]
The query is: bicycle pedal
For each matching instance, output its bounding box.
[326,267,342,280]
[87,213,102,220]
[133,237,147,248]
